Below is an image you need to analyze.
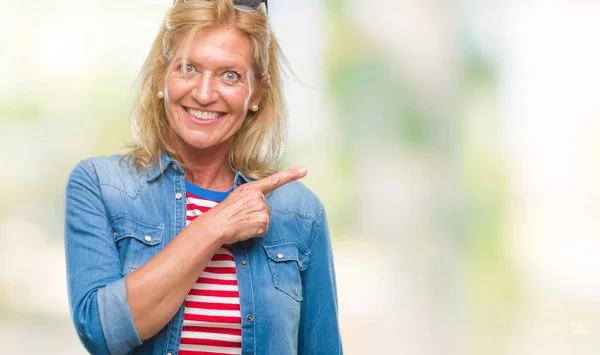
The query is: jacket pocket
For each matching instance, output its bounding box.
[263,241,310,302]
[110,217,164,275]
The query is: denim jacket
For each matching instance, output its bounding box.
[64,152,342,355]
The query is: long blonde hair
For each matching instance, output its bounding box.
[124,0,287,179]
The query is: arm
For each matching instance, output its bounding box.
[298,205,343,354]
[65,161,223,354]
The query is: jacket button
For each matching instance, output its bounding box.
[240,261,248,267]
[175,192,183,200]
[246,314,254,322]
[276,253,284,259]
[166,353,173,355]
[144,235,152,242]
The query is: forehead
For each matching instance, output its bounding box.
[173,26,254,68]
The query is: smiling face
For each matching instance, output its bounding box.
[161,26,260,154]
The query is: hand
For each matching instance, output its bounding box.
[195,166,308,244]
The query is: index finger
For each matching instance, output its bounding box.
[249,166,308,194]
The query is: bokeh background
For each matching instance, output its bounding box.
[2,0,600,354]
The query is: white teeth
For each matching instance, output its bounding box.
[185,108,224,120]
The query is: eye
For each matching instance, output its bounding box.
[180,63,196,74]
[222,71,240,82]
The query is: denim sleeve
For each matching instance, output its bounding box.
[65,161,142,355]
[298,205,343,354]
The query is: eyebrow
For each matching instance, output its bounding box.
[174,55,250,67]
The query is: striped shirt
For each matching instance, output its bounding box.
[179,181,241,355]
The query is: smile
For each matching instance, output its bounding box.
[184,107,226,121]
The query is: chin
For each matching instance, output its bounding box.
[182,135,231,151]
[183,139,218,150]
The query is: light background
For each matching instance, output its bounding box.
[1,0,600,354]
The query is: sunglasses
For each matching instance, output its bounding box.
[176,0,268,13]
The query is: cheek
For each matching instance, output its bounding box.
[220,85,252,108]
[165,77,192,100]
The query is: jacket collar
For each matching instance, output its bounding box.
[233,169,253,187]
[145,150,253,186]
[145,151,178,182]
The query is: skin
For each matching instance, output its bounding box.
[162,25,262,190]
[124,26,307,340]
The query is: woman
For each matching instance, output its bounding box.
[64,0,342,354]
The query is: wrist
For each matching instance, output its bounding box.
[197,218,229,246]
[187,213,226,245]
[208,226,229,245]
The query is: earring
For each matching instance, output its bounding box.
[251,104,259,112]
[157,91,164,99]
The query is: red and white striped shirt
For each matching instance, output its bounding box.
[179,183,241,355]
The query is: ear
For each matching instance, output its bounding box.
[249,95,263,109]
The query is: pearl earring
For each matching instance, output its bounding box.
[157,91,164,99]
[251,104,259,112]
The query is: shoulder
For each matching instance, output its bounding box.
[67,155,146,197]
[78,154,135,175]
[267,180,325,226]
[68,154,135,180]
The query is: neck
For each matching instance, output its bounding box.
[172,138,235,192]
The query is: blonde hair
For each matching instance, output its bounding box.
[124,0,286,179]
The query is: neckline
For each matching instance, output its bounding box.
[185,180,233,202]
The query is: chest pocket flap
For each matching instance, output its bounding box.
[111,218,164,274]
[111,218,163,245]
[263,241,310,301]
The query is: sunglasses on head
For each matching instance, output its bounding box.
[175,0,268,13]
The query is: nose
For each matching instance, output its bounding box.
[192,73,219,105]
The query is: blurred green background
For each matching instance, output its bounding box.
[2,0,600,354]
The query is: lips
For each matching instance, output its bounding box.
[184,107,226,120]
[180,105,229,126]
